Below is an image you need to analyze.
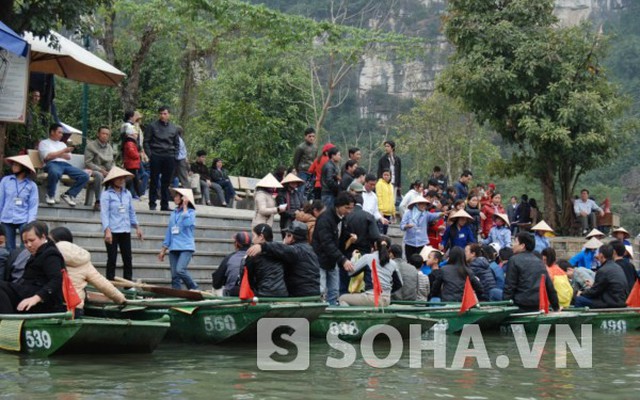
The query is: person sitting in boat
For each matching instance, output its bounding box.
[482,213,511,250]
[212,232,252,296]
[574,244,629,308]
[484,244,505,301]
[557,259,594,296]
[338,237,402,307]
[503,232,559,312]
[465,243,498,302]
[441,210,476,252]
[0,221,65,314]
[246,221,321,297]
[417,246,444,295]
[244,224,288,297]
[389,244,425,301]
[541,248,573,308]
[610,240,637,293]
[431,246,483,302]
[569,237,602,271]
[49,227,126,315]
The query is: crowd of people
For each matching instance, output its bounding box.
[0,118,638,314]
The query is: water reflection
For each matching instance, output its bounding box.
[0,331,638,398]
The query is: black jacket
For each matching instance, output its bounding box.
[321,161,341,195]
[616,258,638,293]
[312,209,347,270]
[377,154,402,189]
[432,263,483,302]
[276,189,306,231]
[582,260,629,308]
[262,241,321,297]
[143,119,180,158]
[11,241,65,313]
[342,205,380,258]
[245,253,289,297]
[469,257,497,301]
[503,252,559,311]
[212,249,246,296]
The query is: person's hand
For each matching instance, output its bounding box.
[380,218,389,225]
[136,227,144,241]
[158,249,166,262]
[100,169,109,177]
[405,223,414,229]
[246,244,262,257]
[480,212,486,220]
[61,153,71,160]
[17,295,42,312]
[65,146,74,153]
[278,204,287,212]
[342,260,354,273]
[104,229,113,245]
[599,210,605,217]
[580,211,588,217]
[584,279,593,288]
[182,201,189,213]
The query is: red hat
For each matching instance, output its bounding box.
[488,183,496,190]
[321,143,335,153]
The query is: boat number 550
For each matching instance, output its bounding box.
[24,330,52,349]
[204,315,237,333]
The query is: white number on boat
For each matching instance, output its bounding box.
[24,330,52,349]
[203,315,237,333]
[328,321,359,336]
[600,320,626,332]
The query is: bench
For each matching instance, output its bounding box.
[28,149,95,206]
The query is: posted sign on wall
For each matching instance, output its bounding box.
[0,48,29,123]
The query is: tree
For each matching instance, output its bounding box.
[397,92,499,183]
[439,0,634,231]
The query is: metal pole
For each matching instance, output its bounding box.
[82,34,90,148]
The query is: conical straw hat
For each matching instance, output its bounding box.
[5,155,36,174]
[256,173,283,189]
[449,209,474,221]
[584,237,603,250]
[612,227,630,238]
[281,173,304,185]
[586,228,605,239]
[493,212,510,226]
[103,166,133,186]
[408,196,431,208]
[531,220,554,232]
[170,188,196,209]
[419,245,443,261]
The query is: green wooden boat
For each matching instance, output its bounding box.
[310,307,438,341]
[573,307,640,332]
[500,311,594,334]
[0,312,170,357]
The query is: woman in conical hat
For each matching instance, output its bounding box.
[442,209,477,251]
[157,187,198,290]
[276,173,305,239]
[252,173,284,229]
[400,196,443,259]
[612,227,631,246]
[100,166,143,282]
[569,237,603,270]
[585,228,605,240]
[483,212,511,250]
[531,220,553,253]
[0,155,39,251]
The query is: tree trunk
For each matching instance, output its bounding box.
[540,160,559,229]
[120,27,158,111]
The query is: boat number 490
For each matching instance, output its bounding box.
[24,330,52,349]
[204,315,237,333]
[600,320,626,332]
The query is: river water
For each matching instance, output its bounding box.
[1,329,639,399]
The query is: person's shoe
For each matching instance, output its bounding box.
[222,202,228,207]
[60,193,77,207]
[45,195,56,205]
[234,195,243,202]
[93,202,101,211]
[206,201,212,206]
[160,207,172,212]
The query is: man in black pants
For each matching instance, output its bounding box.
[144,106,180,211]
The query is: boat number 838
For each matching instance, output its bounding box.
[203,315,237,333]
[24,330,52,349]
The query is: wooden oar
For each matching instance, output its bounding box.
[112,277,213,301]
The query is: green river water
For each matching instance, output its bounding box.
[1,330,639,399]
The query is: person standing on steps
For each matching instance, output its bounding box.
[0,155,38,251]
[377,140,402,205]
[158,188,199,290]
[144,106,180,211]
[292,127,318,198]
[100,167,144,281]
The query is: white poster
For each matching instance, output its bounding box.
[0,47,29,123]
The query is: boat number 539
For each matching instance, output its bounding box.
[24,330,52,349]
[204,315,237,333]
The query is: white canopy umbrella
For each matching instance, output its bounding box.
[23,30,125,86]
